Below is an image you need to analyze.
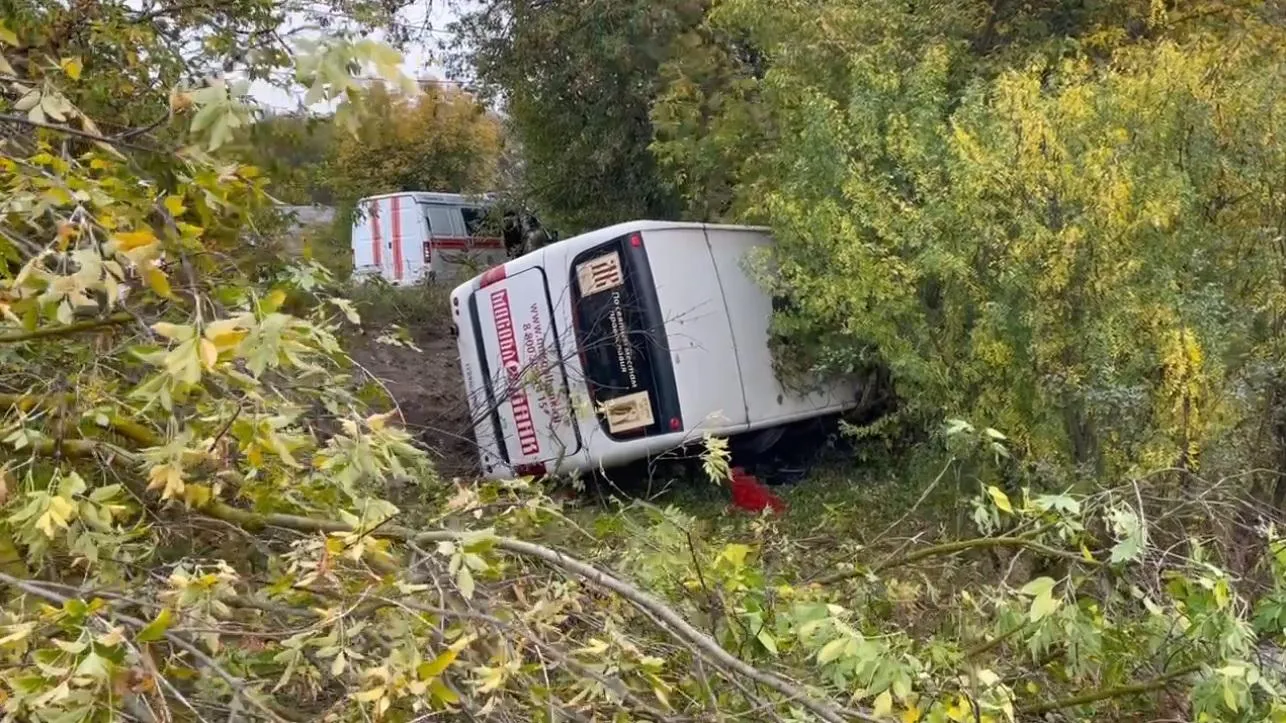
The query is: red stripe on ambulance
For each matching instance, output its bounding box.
[489,288,541,456]
[370,200,383,268]
[391,196,404,281]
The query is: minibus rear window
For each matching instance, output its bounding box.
[570,233,682,439]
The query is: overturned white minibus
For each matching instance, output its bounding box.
[450,221,858,480]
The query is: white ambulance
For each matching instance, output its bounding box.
[450,221,860,480]
[350,192,510,284]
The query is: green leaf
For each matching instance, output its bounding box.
[1109,507,1146,564]
[190,100,223,134]
[817,636,849,665]
[1223,679,1239,711]
[1020,577,1056,597]
[456,565,474,600]
[757,629,779,656]
[73,652,111,680]
[1029,590,1060,622]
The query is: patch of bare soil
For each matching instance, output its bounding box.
[346,322,481,481]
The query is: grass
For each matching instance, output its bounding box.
[566,447,969,565]
[344,279,453,332]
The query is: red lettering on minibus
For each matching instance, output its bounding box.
[490,289,541,456]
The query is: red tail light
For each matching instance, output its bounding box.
[514,462,547,478]
[480,264,507,288]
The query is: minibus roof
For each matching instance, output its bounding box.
[357,191,502,205]
[543,220,772,254]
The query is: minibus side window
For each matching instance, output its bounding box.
[462,206,490,236]
[569,234,682,439]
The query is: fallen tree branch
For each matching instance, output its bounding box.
[0,571,292,723]
[200,502,872,723]
[1017,664,1201,715]
[0,313,133,344]
[816,536,1101,586]
[0,394,162,448]
[21,437,138,462]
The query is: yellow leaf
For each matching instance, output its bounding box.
[418,648,459,679]
[873,690,893,719]
[0,21,17,46]
[1214,579,1231,610]
[263,289,286,312]
[352,686,385,703]
[145,268,173,298]
[721,543,752,567]
[0,529,29,578]
[901,705,922,723]
[182,484,212,508]
[987,485,1013,514]
[136,608,172,643]
[169,88,192,113]
[199,338,218,370]
[112,230,157,251]
[204,319,247,351]
[163,195,187,217]
[428,678,459,705]
[146,464,185,501]
[36,496,76,538]
[96,626,126,647]
[151,322,195,342]
[59,57,82,80]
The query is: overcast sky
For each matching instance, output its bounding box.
[248,0,462,113]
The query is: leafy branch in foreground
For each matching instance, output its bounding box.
[4,1,1286,723]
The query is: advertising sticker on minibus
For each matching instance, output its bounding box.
[600,390,654,434]
[576,252,624,296]
[480,267,577,463]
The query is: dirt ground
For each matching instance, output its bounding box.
[346,320,482,481]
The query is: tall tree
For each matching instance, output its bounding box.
[451,0,703,232]
[239,112,339,206]
[326,81,504,204]
[652,0,1286,478]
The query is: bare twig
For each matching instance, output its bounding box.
[0,113,164,153]
[816,536,1102,586]
[1018,665,1201,715]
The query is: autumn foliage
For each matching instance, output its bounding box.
[4,1,1286,723]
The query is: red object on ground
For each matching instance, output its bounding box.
[728,467,786,515]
